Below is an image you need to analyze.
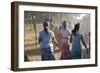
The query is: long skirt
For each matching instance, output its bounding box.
[58,39,71,59]
[71,47,82,59]
[41,47,55,61]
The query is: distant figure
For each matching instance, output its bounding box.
[38,21,57,61]
[57,21,71,59]
[70,23,89,59]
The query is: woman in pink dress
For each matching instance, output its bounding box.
[57,21,71,59]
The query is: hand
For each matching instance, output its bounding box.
[55,43,58,47]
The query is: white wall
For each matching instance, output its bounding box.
[0,0,99,73]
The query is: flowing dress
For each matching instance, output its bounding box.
[71,32,82,59]
[57,27,71,59]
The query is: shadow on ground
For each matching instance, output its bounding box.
[24,48,90,61]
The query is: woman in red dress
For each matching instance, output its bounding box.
[57,21,71,59]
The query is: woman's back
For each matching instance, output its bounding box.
[71,32,82,59]
[72,32,81,48]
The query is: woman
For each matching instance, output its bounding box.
[70,23,89,59]
[38,21,57,61]
[57,21,71,59]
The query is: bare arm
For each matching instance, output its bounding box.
[81,35,89,53]
[51,31,58,46]
[52,34,57,46]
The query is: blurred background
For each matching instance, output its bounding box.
[24,11,90,61]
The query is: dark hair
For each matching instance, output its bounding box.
[72,23,80,36]
[43,22,49,33]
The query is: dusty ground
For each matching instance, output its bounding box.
[24,39,90,62]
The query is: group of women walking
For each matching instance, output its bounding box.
[38,20,89,61]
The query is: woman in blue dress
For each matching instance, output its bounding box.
[38,21,57,61]
[70,23,89,59]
